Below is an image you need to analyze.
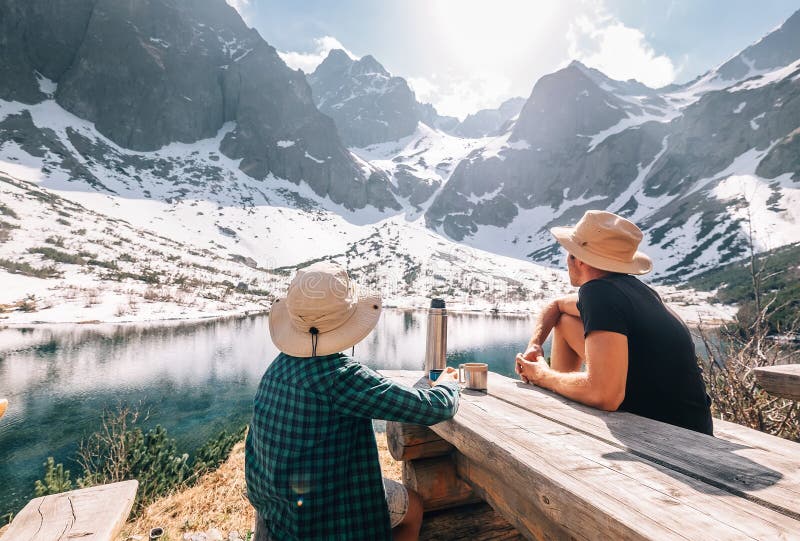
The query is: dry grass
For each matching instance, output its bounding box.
[118,432,401,540]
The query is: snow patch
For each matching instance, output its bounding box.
[35,72,57,97]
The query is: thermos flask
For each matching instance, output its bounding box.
[424,298,447,373]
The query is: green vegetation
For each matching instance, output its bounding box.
[45,235,66,247]
[35,407,247,513]
[34,458,73,496]
[689,241,799,442]
[0,202,19,219]
[87,258,119,270]
[0,219,19,242]
[108,269,161,284]
[0,258,61,278]
[686,242,800,333]
[29,246,86,265]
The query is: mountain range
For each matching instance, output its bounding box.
[0,0,797,322]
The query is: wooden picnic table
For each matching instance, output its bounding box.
[0,481,138,541]
[382,370,800,541]
[754,364,800,401]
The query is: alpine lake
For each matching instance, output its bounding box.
[0,310,545,520]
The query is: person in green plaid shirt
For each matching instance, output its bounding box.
[246,262,460,541]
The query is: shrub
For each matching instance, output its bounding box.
[34,457,73,496]
[35,407,247,514]
[19,294,37,312]
[76,408,190,511]
[0,202,18,219]
[87,259,119,270]
[699,320,798,442]
[696,246,800,442]
[0,258,61,278]
[45,235,66,247]
[29,246,85,265]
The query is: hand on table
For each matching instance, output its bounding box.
[520,344,544,362]
[515,352,549,386]
[432,366,459,387]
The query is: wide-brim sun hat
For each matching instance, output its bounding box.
[269,261,382,357]
[550,210,653,275]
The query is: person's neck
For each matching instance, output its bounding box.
[578,269,613,286]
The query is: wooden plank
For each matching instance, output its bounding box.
[2,481,138,541]
[382,371,800,540]
[447,395,800,540]
[480,371,800,518]
[453,453,575,541]
[387,421,454,461]
[402,455,482,511]
[754,364,800,400]
[420,502,525,541]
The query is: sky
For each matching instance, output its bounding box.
[227,0,800,119]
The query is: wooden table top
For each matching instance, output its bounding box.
[754,364,800,401]
[382,370,800,540]
[1,480,138,541]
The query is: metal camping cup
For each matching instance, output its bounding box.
[429,369,444,382]
[458,363,488,391]
[424,298,447,373]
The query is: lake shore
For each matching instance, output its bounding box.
[0,288,735,326]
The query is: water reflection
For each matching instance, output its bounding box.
[0,310,538,518]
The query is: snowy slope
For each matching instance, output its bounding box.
[0,96,574,323]
[0,171,279,323]
[0,93,731,324]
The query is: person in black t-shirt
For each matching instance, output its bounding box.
[515,210,714,435]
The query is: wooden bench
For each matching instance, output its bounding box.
[383,370,800,540]
[754,364,800,401]
[1,481,138,541]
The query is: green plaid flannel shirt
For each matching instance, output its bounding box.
[245,352,460,541]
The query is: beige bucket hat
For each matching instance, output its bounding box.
[550,210,653,275]
[269,261,382,357]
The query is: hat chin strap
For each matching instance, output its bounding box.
[309,326,319,357]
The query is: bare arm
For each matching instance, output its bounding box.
[524,294,579,359]
[516,330,628,411]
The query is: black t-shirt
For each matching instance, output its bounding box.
[577,273,714,435]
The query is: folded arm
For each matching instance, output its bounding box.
[524,295,579,358]
[516,330,627,411]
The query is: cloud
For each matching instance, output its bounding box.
[410,73,513,120]
[278,37,358,74]
[407,77,438,103]
[567,10,676,88]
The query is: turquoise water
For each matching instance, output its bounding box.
[0,310,540,520]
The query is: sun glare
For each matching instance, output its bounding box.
[432,0,565,69]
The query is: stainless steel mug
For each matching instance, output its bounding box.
[424,298,447,373]
[458,363,488,391]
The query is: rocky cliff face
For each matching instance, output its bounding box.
[308,50,420,147]
[0,0,398,211]
[308,49,458,147]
